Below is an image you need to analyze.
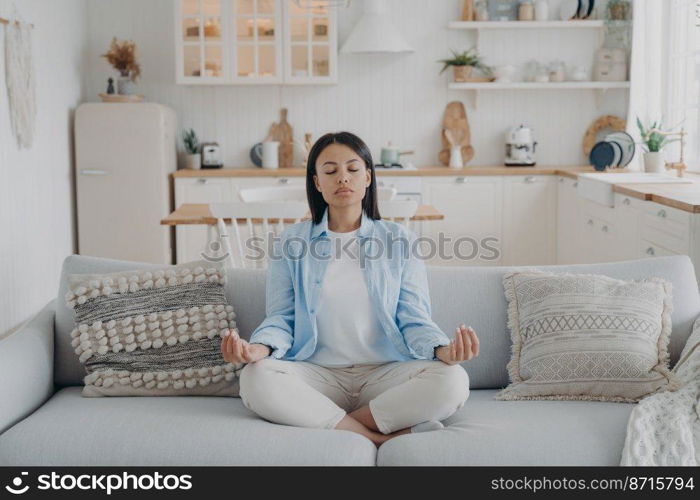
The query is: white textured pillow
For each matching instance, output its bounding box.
[65,260,243,397]
[496,271,681,403]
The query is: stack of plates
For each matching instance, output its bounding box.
[589,132,636,171]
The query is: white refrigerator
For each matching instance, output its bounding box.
[75,103,177,264]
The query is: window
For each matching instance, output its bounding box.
[665,0,700,170]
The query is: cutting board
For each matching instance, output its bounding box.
[439,101,474,166]
[269,108,294,168]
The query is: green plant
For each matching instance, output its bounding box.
[635,117,679,153]
[182,128,199,155]
[438,48,490,75]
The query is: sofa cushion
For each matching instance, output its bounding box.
[425,257,699,389]
[0,387,376,466]
[376,389,635,466]
[495,271,680,402]
[55,255,268,388]
[64,260,241,397]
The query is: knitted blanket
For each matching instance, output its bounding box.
[620,317,700,465]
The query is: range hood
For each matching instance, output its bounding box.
[340,0,413,54]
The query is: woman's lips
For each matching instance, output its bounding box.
[336,189,352,194]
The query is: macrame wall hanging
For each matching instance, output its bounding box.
[1,2,36,149]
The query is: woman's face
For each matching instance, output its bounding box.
[313,143,371,209]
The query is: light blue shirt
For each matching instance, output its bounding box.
[248,206,453,362]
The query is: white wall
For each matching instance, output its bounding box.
[0,0,87,336]
[84,0,629,168]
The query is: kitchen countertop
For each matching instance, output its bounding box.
[172,165,595,178]
[171,165,700,213]
[613,181,700,213]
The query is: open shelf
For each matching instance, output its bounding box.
[448,20,606,30]
[449,81,630,90]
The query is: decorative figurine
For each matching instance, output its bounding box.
[106,77,115,94]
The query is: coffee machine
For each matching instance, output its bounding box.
[505,125,537,166]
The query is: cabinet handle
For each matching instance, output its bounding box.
[573,181,578,188]
[455,177,466,184]
[646,247,655,256]
[623,198,631,205]
[278,178,289,184]
[601,225,609,232]
[197,178,208,184]
[524,176,535,183]
[657,209,667,218]
[80,169,109,176]
[587,219,594,225]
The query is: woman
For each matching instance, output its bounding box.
[221,131,479,447]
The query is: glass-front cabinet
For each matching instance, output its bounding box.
[175,0,337,84]
[284,0,336,83]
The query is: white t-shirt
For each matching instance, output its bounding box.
[305,227,404,367]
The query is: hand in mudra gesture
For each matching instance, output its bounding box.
[435,324,479,365]
[220,328,271,364]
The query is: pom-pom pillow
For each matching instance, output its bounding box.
[496,271,681,403]
[65,260,243,397]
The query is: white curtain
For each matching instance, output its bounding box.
[625,0,666,170]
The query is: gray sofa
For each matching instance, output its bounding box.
[1,254,697,466]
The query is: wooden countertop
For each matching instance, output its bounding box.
[171,165,700,213]
[172,165,596,178]
[161,203,444,225]
[613,182,700,213]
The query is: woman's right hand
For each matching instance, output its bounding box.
[220,328,271,364]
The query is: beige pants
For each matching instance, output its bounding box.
[239,358,470,434]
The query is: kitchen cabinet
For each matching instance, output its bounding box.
[556,176,582,264]
[613,193,642,260]
[578,198,618,264]
[283,0,337,84]
[421,176,503,266]
[175,177,233,262]
[502,176,556,266]
[175,0,337,85]
[639,202,691,256]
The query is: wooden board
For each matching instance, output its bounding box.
[439,101,474,166]
[161,203,445,225]
[270,108,294,168]
[462,0,474,21]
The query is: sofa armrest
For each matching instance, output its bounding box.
[0,299,56,436]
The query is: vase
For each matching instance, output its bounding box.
[453,66,473,82]
[643,151,665,173]
[534,0,548,21]
[117,73,134,95]
[449,146,464,168]
[184,154,201,170]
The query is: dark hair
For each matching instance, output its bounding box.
[306,131,380,224]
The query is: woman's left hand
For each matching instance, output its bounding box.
[435,324,479,365]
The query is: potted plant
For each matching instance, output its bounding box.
[636,117,678,173]
[438,48,490,82]
[101,37,141,95]
[606,0,630,21]
[182,129,201,170]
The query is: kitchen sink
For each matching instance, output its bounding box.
[576,172,693,207]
